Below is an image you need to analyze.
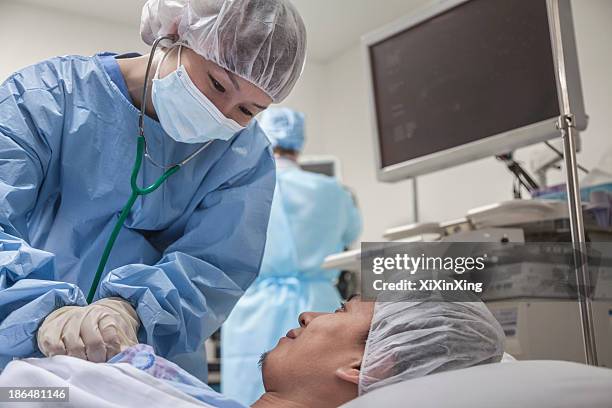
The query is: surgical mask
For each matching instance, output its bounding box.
[152,45,245,144]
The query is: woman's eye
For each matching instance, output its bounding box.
[209,74,225,93]
[240,106,253,117]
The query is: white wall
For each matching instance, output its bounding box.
[294,0,612,242]
[0,1,146,81]
[277,61,327,154]
[562,0,612,172]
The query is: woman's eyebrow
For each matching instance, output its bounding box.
[222,68,268,110]
[223,69,240,91]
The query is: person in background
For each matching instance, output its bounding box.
[0,0,306,382]
[221,107,363,405]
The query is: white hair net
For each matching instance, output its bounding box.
[359,296,505,395]
[141,0,307,102]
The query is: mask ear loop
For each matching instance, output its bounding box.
[153,43,181,81]
[139,35,177,138]
[153,49,168,80]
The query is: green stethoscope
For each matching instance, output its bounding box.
[86,35,211,303]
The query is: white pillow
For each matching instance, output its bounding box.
[343,361,612,408]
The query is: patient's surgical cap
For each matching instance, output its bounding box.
[258,107,305,151]
[358,296,505,395]
[141,0,307,102]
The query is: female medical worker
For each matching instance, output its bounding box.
[0,0,306,381]
[221,108,363,405]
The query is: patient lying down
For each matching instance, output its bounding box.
[0,296,504,408]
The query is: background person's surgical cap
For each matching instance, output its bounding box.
[359,296,505,395]
[141,0,307,102]
[258,107,305,151]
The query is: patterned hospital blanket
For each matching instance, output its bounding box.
[0,344,246,408]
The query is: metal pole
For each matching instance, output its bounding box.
[559,117,598,365]
[412,177,419,222]
[549,0,598,365]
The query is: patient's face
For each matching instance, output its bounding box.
[261,296,375,406]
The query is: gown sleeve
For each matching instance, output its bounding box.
[0,69,87,358]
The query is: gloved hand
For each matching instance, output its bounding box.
[37,297,140,362]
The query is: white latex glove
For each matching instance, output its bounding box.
[37,297,140,363]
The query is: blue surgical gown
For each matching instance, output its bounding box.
[221,158,362,405]
[0,53,275,381]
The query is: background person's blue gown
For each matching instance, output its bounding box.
[0,54,275,381]
[221,158,362,405]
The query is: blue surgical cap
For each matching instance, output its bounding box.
[258,107,305,151]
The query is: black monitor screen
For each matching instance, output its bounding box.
[369,0,560,169]
[300,162,336,177]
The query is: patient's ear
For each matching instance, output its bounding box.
[335,360,361,385]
